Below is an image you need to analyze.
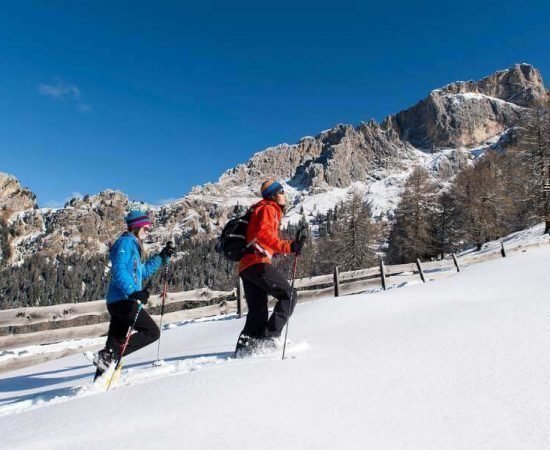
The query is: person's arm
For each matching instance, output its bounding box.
[142,254,162,280]
[110,239,138,297]
[254,206,292,254]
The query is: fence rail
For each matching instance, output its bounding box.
[2,236,549,352]
[0,288,237,350]
[236,236,550,314]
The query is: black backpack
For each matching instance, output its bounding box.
[216,207,255,261]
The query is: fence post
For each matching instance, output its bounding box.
[500,242,507,258]
[333,266,340,297]
[379,259,387,290]
[237,277,244,318]
[452,253,461,272]
[416,258,426,283]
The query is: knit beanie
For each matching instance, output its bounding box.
[125,210,151,230]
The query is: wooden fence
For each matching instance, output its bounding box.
[2,235,549,351]
[235,236,550,316]
[0,288,238,350]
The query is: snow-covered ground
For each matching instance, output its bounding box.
[1,244,550,449]
[0,338,103,364]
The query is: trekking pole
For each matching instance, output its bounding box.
[107,301,144,391]
[155,263,169,363]
[282,253,299,360]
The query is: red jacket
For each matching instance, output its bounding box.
[239,199,292,273]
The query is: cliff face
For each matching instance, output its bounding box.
[0,174,41,264]
[393,64,547,149]
[468,63,547,107]
[1,64,547,265]
[0,173,37,217]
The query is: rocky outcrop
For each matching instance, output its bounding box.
[290,122,416,191]
[34,191,131,258]
[216,138,325,189]
[393,64,548,150]
[461,63,547,107]
[3,190,136,263]
[0,173,37,220]
[0,173,42,264]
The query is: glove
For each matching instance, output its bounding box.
[128,288,150,304]
[290,240,304,255]
[295,225,308,245]
[160,241,175,261]
[290,225,308,255]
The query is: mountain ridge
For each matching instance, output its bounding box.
[1,63,547,266]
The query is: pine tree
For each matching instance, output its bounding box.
[495,147,534,231]
[316,191,381,272]
[431,191,462,259]
[509,107,550,232]
[387,166,438,263]
[0,218,10,264]
[447,152,511,251]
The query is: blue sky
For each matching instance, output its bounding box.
[1,0,549,207]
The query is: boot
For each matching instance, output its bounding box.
[93,347,115,373]
[234,334,262,358]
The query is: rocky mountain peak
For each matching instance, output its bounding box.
[393,64,546,150]
[438,63,547,108]
[0,173,37,220]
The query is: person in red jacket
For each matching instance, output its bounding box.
[235,180,307,357]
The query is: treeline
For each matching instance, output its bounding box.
[0,254,109,309]
[0,238,237,309]
[0,218,10,262]
[387,106,550,263]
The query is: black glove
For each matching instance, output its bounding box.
[295,225,308,244]
[128,288,150,304]
[290,240,304,255]
[290,225,308,255]
[160,241,175,260]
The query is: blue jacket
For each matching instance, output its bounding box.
[106,233,163,304]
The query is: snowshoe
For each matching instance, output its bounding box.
[234,334,280,357]
[93,361,123,389]
[234,334,261,358]
[92,348,115,382]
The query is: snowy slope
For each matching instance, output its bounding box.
[1,246,550,449]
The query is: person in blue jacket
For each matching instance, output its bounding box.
[93,210,175,376]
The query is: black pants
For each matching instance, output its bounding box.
[106,300,160,358]
[240,263,297,339]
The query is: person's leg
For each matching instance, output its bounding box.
[93,302,130,375]
[124,309,160,356]
[241,264,296,337]
[240,265,269,338]
[107,301,160,357]
[105,303,130,358]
